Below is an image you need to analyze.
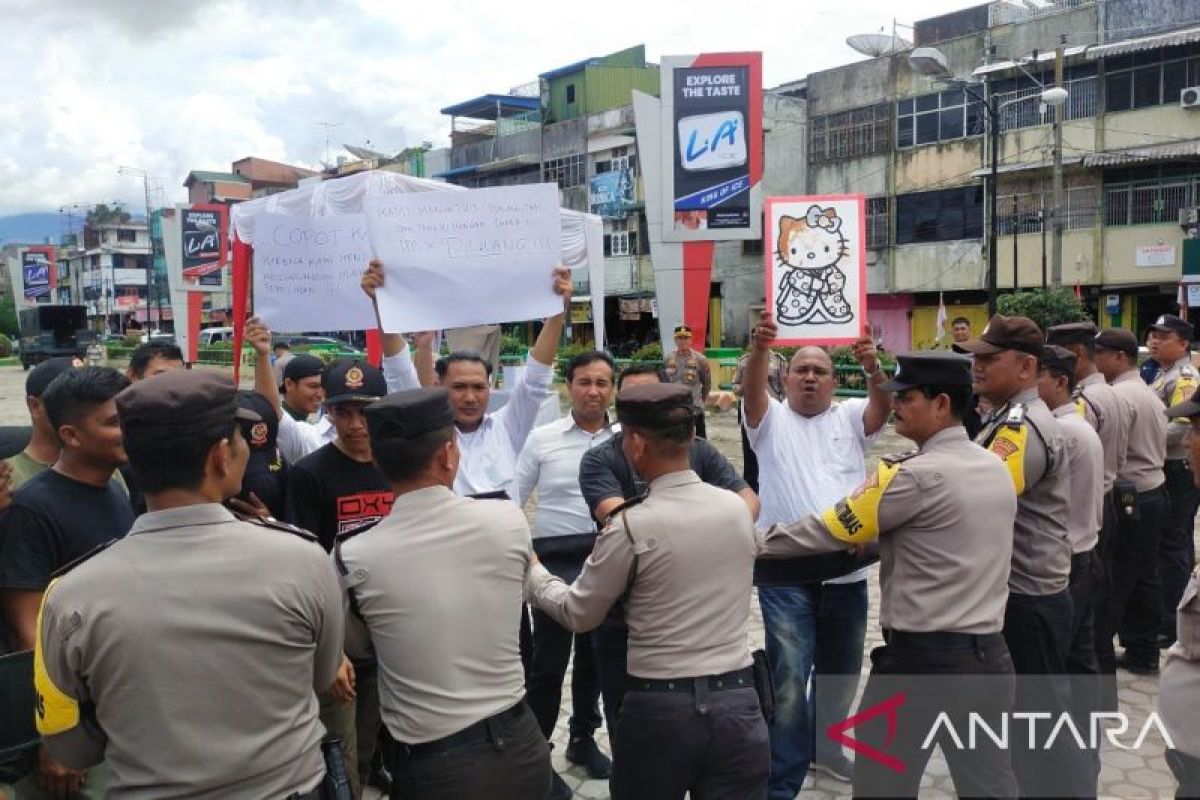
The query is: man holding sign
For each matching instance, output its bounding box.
[361,260,572,499]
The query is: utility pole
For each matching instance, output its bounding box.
[315,121,344,167]
[1051,35,1066,289]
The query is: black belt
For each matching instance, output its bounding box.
[1166,459,1192,471]
[1071,550,1095,567]
[628,666,754,693]
[883,629,1005,649]
[384,701,526,760]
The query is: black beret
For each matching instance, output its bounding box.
[282,354,326,383]
[879,351,972,391]
[953,314,1044,359]
[1045,321,1098,347]
[117,371,259,437]
[1149,313,1194,341]
[26,357,81,398]
[1094,328,1138,359]
[616,383,696,429]
[366,388,454,442]
[323,359,387,406]
[1040,345,1078,378]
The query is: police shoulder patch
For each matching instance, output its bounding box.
[34,579,79,736]
[1003,403,1026,429]
[819,459,902,545]
[880,449,919,467]
[988,423,1029,495]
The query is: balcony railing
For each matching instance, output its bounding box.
[996,75,1098,132]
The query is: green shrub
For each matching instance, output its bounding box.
[997,289,1089,333]
[122,332,142,347]
[554,342,592,380]
[0,333,12,358]
[499,334,527,356]
[631,341,663,361]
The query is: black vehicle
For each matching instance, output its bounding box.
[18,305,97,370]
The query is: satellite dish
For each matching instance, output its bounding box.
[846,33,913,57]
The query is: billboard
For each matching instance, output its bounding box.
[180,204,228,290]
[660,52,762,242]
[22,247,55,302]
[589,169,635,219]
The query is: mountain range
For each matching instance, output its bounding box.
[0,213,63,247]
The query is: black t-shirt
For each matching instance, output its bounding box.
[0,469,135,592]
[285,443,393,552]
[119,464,147,515]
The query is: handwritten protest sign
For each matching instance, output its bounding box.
[253,213,376,332]
[365,183,563,332]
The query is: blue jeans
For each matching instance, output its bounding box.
[759,581,868,800]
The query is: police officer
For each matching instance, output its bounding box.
[760,351,1018,798]
[527,383,767,800]
[1160,386,1200,797]
[338,388,553,800]
[1146,314,1200,647]
[955,315,1090,797]
[34,370,344,798]
[664,324,711,438]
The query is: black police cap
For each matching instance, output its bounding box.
[117,371,260,435]
[953,314,1044,359]
[323,359,387,406]
[282,354,326,383]
[25,357,81,398]
[616,383,695,429]
[365,387,455,442]
[879,351,972,392]
[1045,321,1098,347]
[1094,328,1138,359]
[1149,313,1194,341]
[1040,344,1078,378]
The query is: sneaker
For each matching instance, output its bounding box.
[550,771,574,800]
[814,754,854,783]
[1115,653,1160,676]
[565,735,613,779]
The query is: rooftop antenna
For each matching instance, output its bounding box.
[846,20,913,57]
[314,121,344,166]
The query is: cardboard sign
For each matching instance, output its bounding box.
[764,195,867,346]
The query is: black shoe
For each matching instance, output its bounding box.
[550,771,574,799]
[1158,634,1177,649]
[565,735,612,780]
[1116,653,1160,675]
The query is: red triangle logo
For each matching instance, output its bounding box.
[825,691,907,774]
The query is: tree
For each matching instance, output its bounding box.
[997,289,1090,333]
[85,203,131,227]
[0,293,18,337]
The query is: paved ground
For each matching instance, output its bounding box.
[0,365,1178,798]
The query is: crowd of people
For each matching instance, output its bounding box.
[0,258,1198,800]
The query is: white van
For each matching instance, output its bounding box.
[197,327,234,347]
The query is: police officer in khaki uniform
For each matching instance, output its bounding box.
[759,351,1018,798]
[526,383,766,800]
[955,315,1090,797]
[1094,328,1169,677]
[337,388,553,800]
[34,371,344,799]
[1160,386,1200,796]
[664,324,711,438]
[1147,314,1200,647]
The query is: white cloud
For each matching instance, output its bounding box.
[0,0,971,215]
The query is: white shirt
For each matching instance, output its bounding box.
[382,342,555,497]
[1052,403,1103,554]
[276,413,335,464]
[515,414,614,539]
[746,396,876,584]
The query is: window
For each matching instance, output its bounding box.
[566,84,576,104]
[742,239,765,256]
[542,154,586,189]
[1103,165,1200,226]
[992,65,1098,131]
[808,103,890,163]
[594,147,636,177]
[117,229,137,243]
[866,197,889,249]
[895,187,984,244]
[1104,43,1200,113]
[896,90,985,148]
[604,231,632,256]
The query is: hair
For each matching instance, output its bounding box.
[435,351,493,379]
[128,342,185,379]
[950,317,971,328]
[617,362,667,390]
[621,415,695,457]
[273,341,290,351]
[916,384,972,421]
[1062,338,1097,358]
[372,425,455,483]
[124,418,237,493]
[566,351,616,383]
[1043,366,1078,394]
[42,367,131,432]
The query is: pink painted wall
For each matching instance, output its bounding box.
[866,295,913,357]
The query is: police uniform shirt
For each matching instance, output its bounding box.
[1075,371,1130,494]
[1052,403,1104,554]
[1161,569,1200,758]
[35,504,343,798]
[976,387,1072,596]
[1150,355,1200,461]
[665,349,711,407]
[526,470,757,679]
[761,426,1016,634]
[338,487,530,744]
[1111,370,1168,492]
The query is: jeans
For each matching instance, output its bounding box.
[759,580,868,800]
[527,608,603,741]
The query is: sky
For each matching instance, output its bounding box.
[0,0,975,218]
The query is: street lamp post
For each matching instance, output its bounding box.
[117,166,158,331]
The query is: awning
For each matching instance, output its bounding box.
[587,134,635,154]
[1082,138,1200,168]
[970,156,1084,177]
[1086,25,1200,59]
[475,154,540,174]
[972,46,1088,77]
[432,164,478,179]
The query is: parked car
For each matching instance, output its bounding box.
[198,327,235,347]
[275,334,364,359]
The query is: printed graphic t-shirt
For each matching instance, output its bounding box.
[285,443,394,552]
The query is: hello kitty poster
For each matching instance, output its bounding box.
[764,195,866,346]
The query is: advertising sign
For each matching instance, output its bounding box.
[22,249,52,300]
[660,52,762,242]
[180,204,228,290]
[589,169,635,219]
[1136,244,1175,268]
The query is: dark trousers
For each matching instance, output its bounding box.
[527,608,603,741]
[593,619,630,742]
[1162,460,1200,642]
[851,633,1017,799]
[695,412,708,440]
[611,685,768,800]
[1103,486,1168,665]
[739,405,760,493]
[519,606,533,677]
[384,702,552,800]
[1167,749,1200,799]
[1067,550,1101,680]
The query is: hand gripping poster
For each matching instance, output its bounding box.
[764,195,866,346]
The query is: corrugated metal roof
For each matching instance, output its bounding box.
[970,156,1084,177]
[1082,138,1200,167]
[1086,25,1200,59]
[540,58,599,81]
[440,94,540,119]
[183,170,249,186]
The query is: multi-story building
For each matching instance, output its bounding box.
[59,220,154,332]
[800,0,1200,352]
